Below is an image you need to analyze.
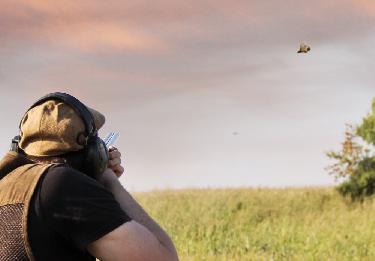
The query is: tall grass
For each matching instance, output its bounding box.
[134,187,375,261]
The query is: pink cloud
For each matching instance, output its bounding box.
[1,0,374,54]
[43,22,166,52]
[0,0,167,52]
[353,0,375,16]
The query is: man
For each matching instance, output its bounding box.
[0,92,178,261]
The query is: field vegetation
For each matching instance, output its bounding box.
[134,187,375,261]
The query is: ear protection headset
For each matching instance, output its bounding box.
[10,92,109,178]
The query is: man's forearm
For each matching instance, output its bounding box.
[108,178,179,260]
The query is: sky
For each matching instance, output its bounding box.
[0,0,374,191]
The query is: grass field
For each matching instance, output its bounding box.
[133,187,375,261]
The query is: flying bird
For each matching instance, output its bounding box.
[297,42,311,53]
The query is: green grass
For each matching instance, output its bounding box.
[133,187,375,261]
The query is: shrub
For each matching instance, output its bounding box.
[326,99,375,201]
[336,157,375,201]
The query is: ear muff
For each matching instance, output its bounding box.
[84,136,109,178]
[13,92,109,178]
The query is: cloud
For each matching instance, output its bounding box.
[354,0,375,16]
[0,0,167,52]
[48,22,166,52]
[1,0,374,55]
[1,0,375,93]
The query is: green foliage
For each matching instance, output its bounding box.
[357,98,375,145]
[327,98,375,200]
[337,157,375,201]
[134,188,375,260]
[326,124,366,180]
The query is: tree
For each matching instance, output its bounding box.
[357,99,375,145]
[326,99,375,201]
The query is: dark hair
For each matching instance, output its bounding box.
[22,149,86,172]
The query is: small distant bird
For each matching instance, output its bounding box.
[297,42,311,53]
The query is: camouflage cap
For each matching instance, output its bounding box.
[18,99,105,157]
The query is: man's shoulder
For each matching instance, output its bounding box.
[44,164,99,186]
[39,164,108,202]
[46,164,86,176]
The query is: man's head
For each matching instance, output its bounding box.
[19,99,105,156]
[17,92,109,177]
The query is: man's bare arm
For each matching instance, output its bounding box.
[88,221,175,261]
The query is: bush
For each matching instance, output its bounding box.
[326,99,375,201]
[357,99,375,145]
[336,157,375,201]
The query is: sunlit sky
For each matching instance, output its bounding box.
[1,0,374,191]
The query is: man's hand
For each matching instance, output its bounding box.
[96,147,124,189]
[108,147,124,178]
